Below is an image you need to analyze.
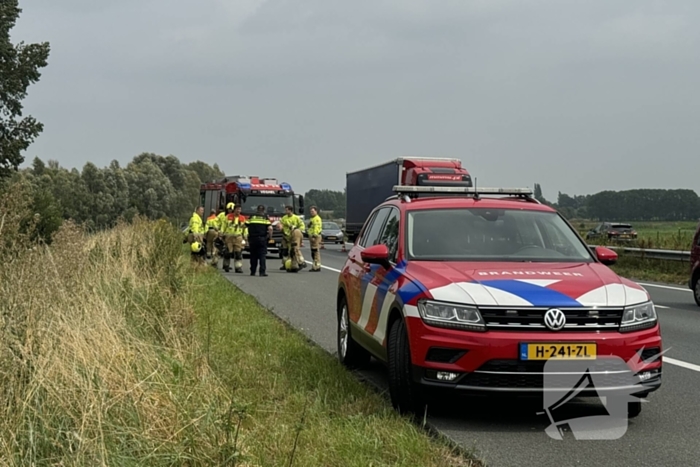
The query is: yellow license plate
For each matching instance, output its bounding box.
[327,236,336,240]
[269,239,275,244]
[520,343,596,360]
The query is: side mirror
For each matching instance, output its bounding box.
[361,244,391,269]
[595,246,618,266]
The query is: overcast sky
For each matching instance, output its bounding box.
[14,0,700,199]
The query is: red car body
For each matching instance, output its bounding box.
[336,191,663,416]
[689,222,700,306]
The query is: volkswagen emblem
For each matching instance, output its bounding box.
[544,309,566,331]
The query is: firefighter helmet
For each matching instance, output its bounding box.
[226,202,235,210]
[191,241,202,253]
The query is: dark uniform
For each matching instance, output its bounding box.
[245,212,272,276]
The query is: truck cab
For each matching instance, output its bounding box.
[344,157,472,243]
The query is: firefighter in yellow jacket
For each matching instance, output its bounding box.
[307,206,323,272]
[280,205,306,271]
[204,209,220,266]
[222,205,248,273]
[188,206,205,244]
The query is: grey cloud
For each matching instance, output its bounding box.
[13,0,700,198]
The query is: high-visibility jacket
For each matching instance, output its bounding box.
[216,211,227,229]
[189,212,205,234]
[206,214,219,230]
[308,214,322,236]
[224,214,248,237]
[280,213,305,237]
[246,214,272,240]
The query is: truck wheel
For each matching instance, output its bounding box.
[694,275,700,306]
[337,296,371,369]
[387,319,426,416]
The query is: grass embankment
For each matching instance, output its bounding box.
[0,213,476,465]
[610,254,690,286]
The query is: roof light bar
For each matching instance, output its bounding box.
[392,185,534,196]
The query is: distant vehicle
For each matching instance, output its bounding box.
[345,157,472,243]
[321,221,345,244]
[199,175,304,257]
[689,222,700,306]
[586,222,638,242]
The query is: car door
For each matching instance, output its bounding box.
[345,207,391,325]
[360,207,402,357]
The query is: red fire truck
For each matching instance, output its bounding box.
[200,175,305,257]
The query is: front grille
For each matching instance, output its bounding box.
[640,347,661,362]
[461,358,637,389]
[481,307,623,331]
[425,347,467,363]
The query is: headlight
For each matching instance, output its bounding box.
[620,301,657,332]
[417,300,486,332]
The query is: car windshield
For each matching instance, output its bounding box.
[610,224,632,229]
[323,222,339,230]
[406,208,594,262]
[241,195,293,215]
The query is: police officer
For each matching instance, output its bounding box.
[222,205,248,273]
[307,206,323,272]
[246,205,273,277]
[280,205,306,271]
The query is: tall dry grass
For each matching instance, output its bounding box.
[0,187,232,465]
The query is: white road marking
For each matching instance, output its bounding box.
[305,261,341,273]
[638,282,691,293]
[665,357,700,373]
[655,305,669,309]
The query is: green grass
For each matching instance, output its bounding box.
[610,254,691,286]
[189,266,480,467]
[0,202,478,466]
[574,220,698,251]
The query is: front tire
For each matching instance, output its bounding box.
[337,296,371,369]
[628,400,642,418]
[693,275,700,306]
[387,319,426,416]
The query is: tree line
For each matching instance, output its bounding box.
[534,183,700,221]
[304,184,700,223]
[1,154,225,242]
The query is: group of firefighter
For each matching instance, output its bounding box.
[185,202,324,276]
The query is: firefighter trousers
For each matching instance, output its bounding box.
[309,234,321,270]
[223,234,244,271]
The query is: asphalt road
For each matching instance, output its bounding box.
[224,244,700,467]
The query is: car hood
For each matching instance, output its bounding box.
[405,261,650,308]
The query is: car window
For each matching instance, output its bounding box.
[377,208,400,263]
[322,222,339,229]
[405,208,593,262]
[360,208,390,248]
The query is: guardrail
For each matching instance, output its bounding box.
[589,245,691,262]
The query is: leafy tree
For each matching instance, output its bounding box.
[0,1,50,179]
[304,189,346,218]
[187,160,224,184]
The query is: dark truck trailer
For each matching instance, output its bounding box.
[345,157,472,242]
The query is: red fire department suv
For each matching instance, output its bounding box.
[336,185,663,417]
